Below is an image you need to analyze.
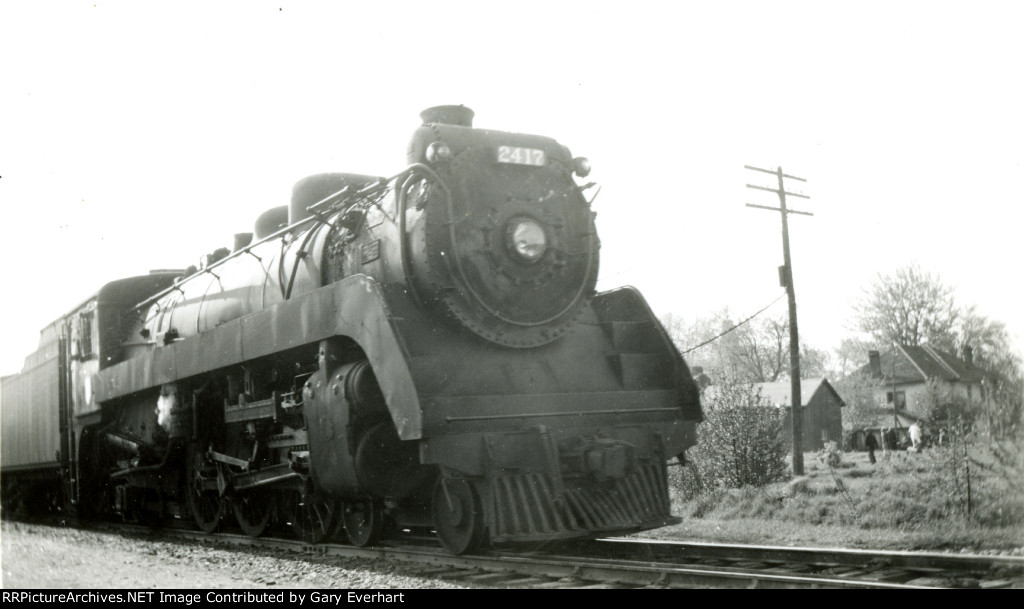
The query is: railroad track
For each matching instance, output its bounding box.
[12,511,1020,588]
[147,523,1024,589]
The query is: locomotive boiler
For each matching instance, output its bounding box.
[0,106,703,554]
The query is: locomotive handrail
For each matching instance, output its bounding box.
[127,175,397,316]
[306,184,351,215]
[282,219,323,300]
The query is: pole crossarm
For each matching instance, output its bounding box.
[743,164,807,182]
[745,203,814,216]
[745,184,811,199]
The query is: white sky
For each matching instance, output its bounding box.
[1,1,1022,375]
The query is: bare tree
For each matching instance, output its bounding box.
[833,372,886,433]
[957,308,1018,375]
[828,336,882,379]
[662,310,827,384]
[726,316,788,382]
[854,264,959,348]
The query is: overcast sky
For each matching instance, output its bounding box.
[1,1,1021,375]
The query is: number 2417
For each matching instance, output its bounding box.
[498,146,545,166]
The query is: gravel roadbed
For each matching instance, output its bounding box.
[1,520,468,589]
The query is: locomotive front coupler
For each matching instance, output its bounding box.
[478,425,647,490]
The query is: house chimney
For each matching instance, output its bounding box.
[868,350,882,378]
[964,346,973,367]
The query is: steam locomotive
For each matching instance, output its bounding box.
[1,106,702,554]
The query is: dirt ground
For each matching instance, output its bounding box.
[0,519,465,589]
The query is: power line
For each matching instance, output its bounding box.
[682,292,787,354]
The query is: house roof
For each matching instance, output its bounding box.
[857,344,986,385]
[921,345,986,383]
[753,377,845,408]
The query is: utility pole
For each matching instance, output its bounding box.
[745,165,812,476]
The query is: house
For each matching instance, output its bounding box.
[754,378,846,451]
[847,344,987,449]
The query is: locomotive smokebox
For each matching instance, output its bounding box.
[420,105,474,127]
[290,173,380,225]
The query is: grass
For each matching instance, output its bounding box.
[651,448,1024,554]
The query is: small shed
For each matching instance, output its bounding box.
[755,378,846,451]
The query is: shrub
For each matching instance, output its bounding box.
[682,375,789,494]
[817,441,843,468]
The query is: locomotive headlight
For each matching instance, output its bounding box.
[426,141,452,162]
[573,156,592,177]
[506,217,547,263]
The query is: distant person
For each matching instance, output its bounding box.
[887,428,899,452]
[909,423,922,451]
[865,432,878,464]
[881,427,891,457]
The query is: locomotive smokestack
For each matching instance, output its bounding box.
[420,105,474,127]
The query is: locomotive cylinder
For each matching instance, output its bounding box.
[339,360,387,421]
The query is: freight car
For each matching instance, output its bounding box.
[0,106,702,554]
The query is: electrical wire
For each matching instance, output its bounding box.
[682,292,787,354]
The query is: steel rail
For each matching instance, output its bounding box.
[592,537,1024,574]
[154,527,954,589]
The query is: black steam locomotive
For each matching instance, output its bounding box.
[0,106,702,554]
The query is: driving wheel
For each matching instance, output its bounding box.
[285,490,341,543]
[231,491,272,537]
[432,478,485,555]
[185,444,223,533]
[342,500,383,547]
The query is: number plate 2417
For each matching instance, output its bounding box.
[496,146,546,166]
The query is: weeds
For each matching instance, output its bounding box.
[815,441,857,514]
[670,440,1024,547]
